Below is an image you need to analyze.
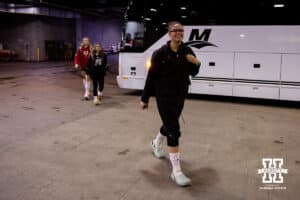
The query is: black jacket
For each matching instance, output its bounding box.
[141,41,200,103]
[87,52,107,76]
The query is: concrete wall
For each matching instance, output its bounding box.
[76,16,122,49]
[0,13,75,61]
[0,14,37,61]
[0,13,122,72]
[36,18,76,61]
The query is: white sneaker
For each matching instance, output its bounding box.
[170,172,192,187]
[84,92,89,100]
[151,140,164,158]
[93,96,101,105]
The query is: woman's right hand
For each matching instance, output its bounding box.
[75,64,79,69]
[140,101,148,110]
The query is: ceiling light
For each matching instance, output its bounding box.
[150,8,157,12]
[144,17,151,21]
[180,7,187,10]
[273,4,285,8]
[181,15,187,18]
[162,22,167,25]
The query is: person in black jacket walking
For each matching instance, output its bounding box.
[140,22,201,186]
[88,43,107,105]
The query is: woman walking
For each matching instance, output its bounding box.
[74,37,93,100]
[140,22,201,187]
[88,43,107,105]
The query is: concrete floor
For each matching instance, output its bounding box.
[0,62,299,200]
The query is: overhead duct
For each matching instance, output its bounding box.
[0,2,80,18]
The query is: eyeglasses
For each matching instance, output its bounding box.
[169,29,184,33]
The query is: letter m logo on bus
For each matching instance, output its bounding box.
[185,29,217,49]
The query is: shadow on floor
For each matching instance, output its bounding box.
[140,158,219,196]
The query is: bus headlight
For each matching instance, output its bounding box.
[145,59,151,69]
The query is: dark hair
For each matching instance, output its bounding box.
[93,43,104,54]
[167,21,183,32]
[94,42,102,47]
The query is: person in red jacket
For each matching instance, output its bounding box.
[74,37,93,100]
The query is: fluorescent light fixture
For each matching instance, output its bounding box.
[162,22,167,25]
[273,4,285,8]
[144,17,151,21]
[180,6,187,10]
[181,15,187,18]
[150,8,157,12]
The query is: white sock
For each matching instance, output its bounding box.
[153,132,165,146]
[98,91,103,96]
[83,79,87,89]
[169,152,182,176]
[83,80,88,96]
[86,81,91,94]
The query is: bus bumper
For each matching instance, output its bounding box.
[116,75,146,90]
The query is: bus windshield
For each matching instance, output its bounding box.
[120,21,167,52]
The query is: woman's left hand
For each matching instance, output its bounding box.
[186,54,201,66]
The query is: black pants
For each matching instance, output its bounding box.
[156,97,185,147]
[91,73,104,96]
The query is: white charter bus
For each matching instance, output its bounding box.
[117,26,300,101]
